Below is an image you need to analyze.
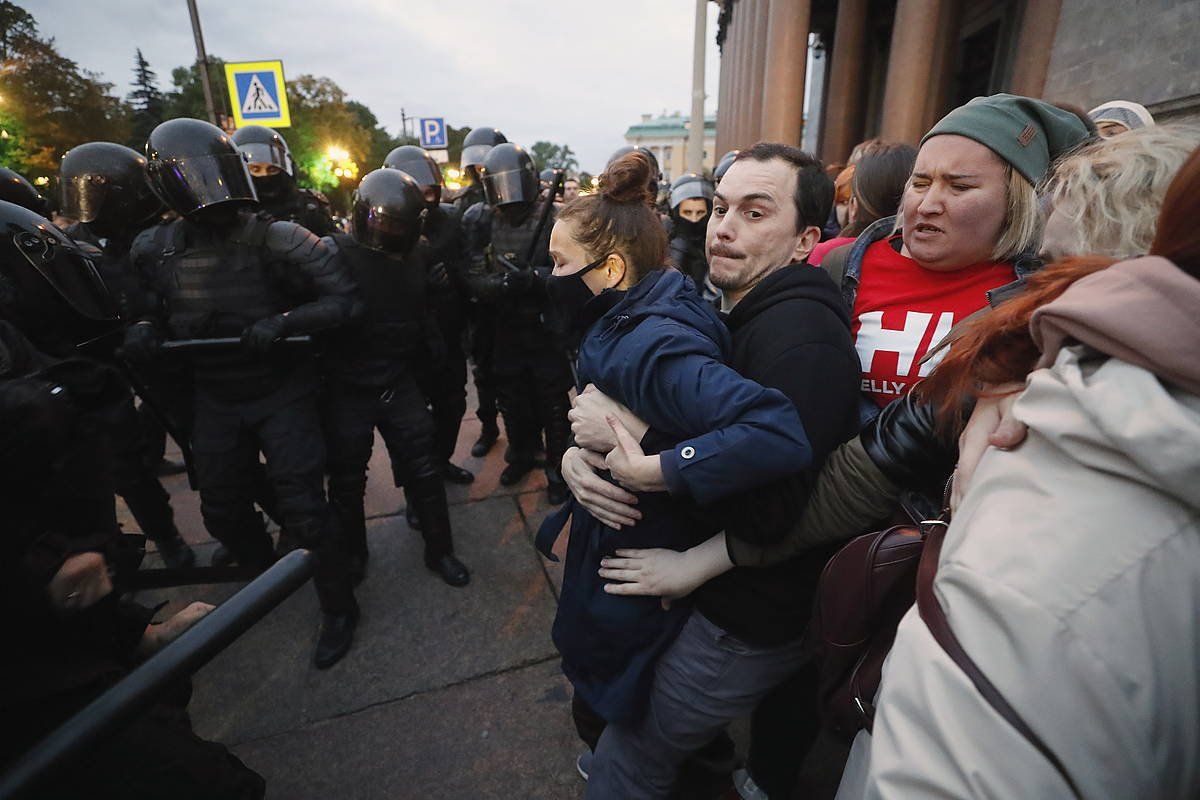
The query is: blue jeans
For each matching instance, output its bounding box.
[587,612,809,799]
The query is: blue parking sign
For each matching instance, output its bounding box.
[419,118,447,149]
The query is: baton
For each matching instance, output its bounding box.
[160,335,313,352]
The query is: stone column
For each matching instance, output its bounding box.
[923,0,962,131]
[746,0,771,144]
[716,28,733,157]
[729,1,748,146]
[1009,0,1063,98]
[759,0,810,144]
[879,0,945,143]
[820,0,868,163]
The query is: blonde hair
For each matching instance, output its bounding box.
[1041,125,1200,259]
[992,166,1041,262]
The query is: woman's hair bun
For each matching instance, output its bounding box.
[599,152,654,206]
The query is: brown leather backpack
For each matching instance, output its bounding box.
[811,494,1083,797]
[808,521,931,739]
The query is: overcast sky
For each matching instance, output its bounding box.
[24,0,722,173]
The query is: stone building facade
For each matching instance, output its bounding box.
[713,0,1200,164]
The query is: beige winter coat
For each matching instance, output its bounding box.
[837,256,1200,799]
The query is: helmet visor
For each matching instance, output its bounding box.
[61,174,111,224]
[482,167,535,207]
[461,144,492,169]
[151,152,257,215]
[12,224,118,322]
[238,140,293,175]
[352,204,424,254]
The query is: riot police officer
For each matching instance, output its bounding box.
[383,145,474,486]
[666,172,715,295]
[232,125,336,235]
[464,143,571,504]
[123,119,361,669]
[0,166,53,215]
[456,126,507,457]
[57,141,196,568]
[322,168,470,587]
[456,126,507,214]
[713,149,740,184]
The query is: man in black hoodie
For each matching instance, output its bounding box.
[563,144,861,798]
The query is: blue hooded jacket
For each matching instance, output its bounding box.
[537,269,811,722]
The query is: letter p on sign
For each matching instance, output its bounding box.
[419,118,447,149]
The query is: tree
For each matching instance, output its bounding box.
[529,140,578,173]
[128,49,165,148]
[445,124,470,165]
[0,2,131,182]
[163,55,230,122]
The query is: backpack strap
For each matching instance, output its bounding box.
[916,516,1084,799]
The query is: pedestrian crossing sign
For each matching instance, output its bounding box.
[225,60,291,129]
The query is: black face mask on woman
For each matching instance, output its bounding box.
[546,254,621,345]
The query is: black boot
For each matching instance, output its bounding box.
[442,461,475,485]
[154,530,196,569]
[410,476,470,587]
[313,604,359,669]
[425,553,470,587]
[211,544,235,567]
[500,460,536,486]
[470,423,500,458]
[405,503,422,531]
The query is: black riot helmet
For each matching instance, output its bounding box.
[145,118,257,216]
[231,125,295,176]
[460,126,508,172]
[479,143,538,208]
[60,142,164,238]
[232,125,295,205]
[669,173,714,212]
[383,145,444,207]
[0,199,121,345]
[713,150,739,183]
[0,167,51,216]
[351,168,427,255]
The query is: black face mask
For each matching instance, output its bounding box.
[546,255,614,343]
[673,214,709,239]
[252,171,294,204]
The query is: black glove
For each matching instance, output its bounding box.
[119,323,160,364]
[241,315,289,356]
[428,260,451,289]
[860,391,963,490]
[34,359,131,412]
[501,268,536,296]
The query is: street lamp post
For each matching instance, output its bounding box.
[185,0,218,126]
[686,0,707,174]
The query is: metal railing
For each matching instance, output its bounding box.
[0,549,315,800]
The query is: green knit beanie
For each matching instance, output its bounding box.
[921,94,1091,185]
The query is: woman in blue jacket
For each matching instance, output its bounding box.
[535,153,812,748]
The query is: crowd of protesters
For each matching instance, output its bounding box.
[545,94,1200,799]
[2,86,1198,800]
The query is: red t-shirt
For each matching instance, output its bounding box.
[852,236,1013,407]
[809,236,856,266]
